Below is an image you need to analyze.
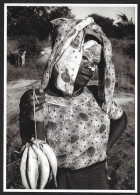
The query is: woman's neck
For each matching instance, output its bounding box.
[45,82,63,97]
[45,81,84,97]
[72,87,83,97]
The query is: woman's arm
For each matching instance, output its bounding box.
[87,85,128,153]
[19,113,35,145]
[19,89,45,144]
[107,111,127,153]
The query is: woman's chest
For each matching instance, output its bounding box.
[43,93,110,168]
[43,97,110,138]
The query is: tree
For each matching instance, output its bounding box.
[116,13,129,24]
[7,7,36,36]
[88,13,135,39]
[88,13,116,38]
[7,6,75,39]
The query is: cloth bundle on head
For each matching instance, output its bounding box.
[41,17,116,113]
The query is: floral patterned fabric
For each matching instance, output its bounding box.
[43,88,123,169]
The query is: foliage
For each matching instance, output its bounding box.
[114,23,135,39]
[7,7,135,40]
[7,6,75,40]
[89,13,116,38]
[16,35,41,59]
[7,7,135,61]
[89,13,135,39]
[110,38,135,91]
[110,38,135,59]
[116,13,129,23]
[7,57,46,81]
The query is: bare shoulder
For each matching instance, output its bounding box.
[87,85,98,94]
[87,85,102,106]
[19,89,33,106]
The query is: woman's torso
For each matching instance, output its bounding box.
[43,87,110,170]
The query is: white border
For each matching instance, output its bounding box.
[3,3,137,7]
[4,3,7,193]
[4,3,138,193]
[134,3,138,193]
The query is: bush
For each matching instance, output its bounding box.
[7,56,47,82]
[16,35,41,60]
[110,38,135,59]
[111,38,135,91]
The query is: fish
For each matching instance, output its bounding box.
[32,143,50,189]
[20,143,30,189]
[27,146,39,189]
[40,143,58,187]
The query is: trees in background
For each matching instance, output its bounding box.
[7,6,75,61]
[88,13,116,38]
[7,6,75,39]
[7,7,135,65]
[89,13,135,39]
[7,7,135,40]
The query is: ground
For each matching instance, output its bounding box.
[6,79,135,190]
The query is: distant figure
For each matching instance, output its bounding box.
[21,51,26,67]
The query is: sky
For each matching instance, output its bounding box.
[68,5,136,23]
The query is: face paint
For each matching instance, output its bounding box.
[74,58,97,88]
[83,40,102,64]
[75,40,101,88]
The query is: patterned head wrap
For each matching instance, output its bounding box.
[41,17,115,113]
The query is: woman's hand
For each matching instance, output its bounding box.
[19,88,45,121]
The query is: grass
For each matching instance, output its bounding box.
[111,38,135,92]
[7,63,44,82]
[7,57,47,82]
[108,101,135,190]
[110,38,135,59]
[112,52,135,91]
[7,36,50,82]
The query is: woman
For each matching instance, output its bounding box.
[19,17,127,189]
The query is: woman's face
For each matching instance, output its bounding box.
[74,55,97,89]
[74,35,102,89]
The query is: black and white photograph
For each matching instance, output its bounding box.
[3,3,137,193]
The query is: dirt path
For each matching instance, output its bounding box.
[113,92,135,106]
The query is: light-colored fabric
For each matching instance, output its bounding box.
[43,88,123,169]
[41,17,115,113]
[41,17,93,96]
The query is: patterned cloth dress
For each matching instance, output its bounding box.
[43,87,123,170]
[40,17,124,170]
